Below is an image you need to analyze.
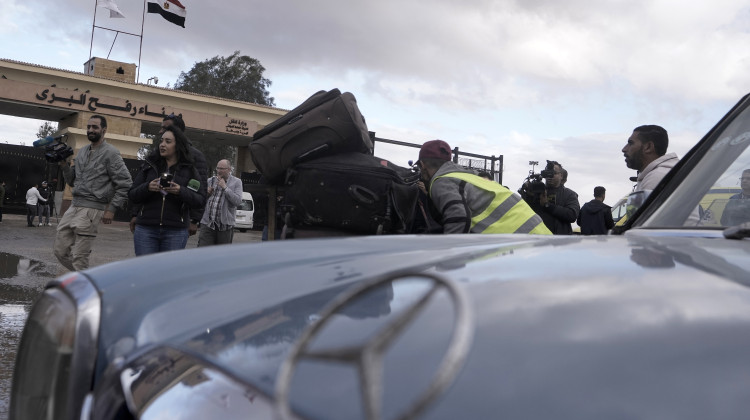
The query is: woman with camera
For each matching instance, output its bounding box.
[128,125,207,256]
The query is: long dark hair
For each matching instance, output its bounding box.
[147,125,194,168]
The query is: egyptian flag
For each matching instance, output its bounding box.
[147,0,186,28]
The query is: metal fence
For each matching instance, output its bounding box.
[370,134,504,184]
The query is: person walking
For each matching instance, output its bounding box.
[577,186,615,235]
[37,181,51,226]
[128,125,207,256]
[25,183,46,227]
[54,115,132,271]
[197,159,243,246]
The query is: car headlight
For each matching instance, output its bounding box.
[10,272,101,420]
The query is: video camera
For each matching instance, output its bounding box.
[518,160,558,205]
[33,135,74,163]
[45,142,74,163]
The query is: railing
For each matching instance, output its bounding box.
[370,134,503,184]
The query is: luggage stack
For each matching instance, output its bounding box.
[250,89,419,238]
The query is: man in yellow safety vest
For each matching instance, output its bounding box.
[417,139,551,235]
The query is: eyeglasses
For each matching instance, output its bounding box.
[216,167,230,171]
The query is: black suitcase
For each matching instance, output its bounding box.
[250,89,372,181]
[280,153,419,235]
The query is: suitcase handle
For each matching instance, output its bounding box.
[348,185,379,205]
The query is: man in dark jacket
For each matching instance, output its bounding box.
[577,186,615,235]
[37,181,51,226]
[533,162,580,234]
[720,168,750,226]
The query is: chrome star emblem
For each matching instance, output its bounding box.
[275,272,474,420]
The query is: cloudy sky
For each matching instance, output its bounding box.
[2,0,750,203]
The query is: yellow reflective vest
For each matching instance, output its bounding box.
[430,171,551,234]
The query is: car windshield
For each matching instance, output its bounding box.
[640,100,750,229]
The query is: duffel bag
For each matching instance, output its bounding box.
[280,153,419,235]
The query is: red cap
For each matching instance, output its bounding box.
[419,140,452,161]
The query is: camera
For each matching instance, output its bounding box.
[44,142,74,163]
[539,160,557,179]
[518,160,558,206]
[159,173,174,188]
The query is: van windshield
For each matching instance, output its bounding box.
[238,200,253,211]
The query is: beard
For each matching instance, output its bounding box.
[624,149,644,170]
[87,132,102,143]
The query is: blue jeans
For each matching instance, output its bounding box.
[133,225,189,256]
[37,204,50,224]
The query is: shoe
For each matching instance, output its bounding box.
[38,223,42,227]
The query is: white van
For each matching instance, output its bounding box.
[234,192,254,232]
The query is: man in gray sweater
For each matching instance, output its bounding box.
[54,115,132,271]
[198,159,243,246]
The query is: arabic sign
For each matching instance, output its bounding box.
[225,118,249,135]
[35,88,170,119]
[30,85,256,138]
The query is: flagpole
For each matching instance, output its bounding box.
[89,0,98,63]
[137,0,147,83]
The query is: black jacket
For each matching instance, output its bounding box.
[535,185,580,235]
[38,186,51,201]
[577,199,615,235]
[128,159,207,229]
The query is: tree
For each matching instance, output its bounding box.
[170,51,272,169]
[36,121,57,139]
[174,51,275,106]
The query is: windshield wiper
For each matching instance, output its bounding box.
[723,222,750,239]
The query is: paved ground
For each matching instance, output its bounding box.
[0,213,262,419]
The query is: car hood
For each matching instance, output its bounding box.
[85,232,750,419]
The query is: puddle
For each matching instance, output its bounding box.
[0,255,56,419]
[0,282,43,307]
[0,303,28,420]
[0,282,48,420]
[0,252,54,280]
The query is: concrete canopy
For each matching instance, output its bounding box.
[0,58,286,170]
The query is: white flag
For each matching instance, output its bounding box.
[99,0,125,18]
